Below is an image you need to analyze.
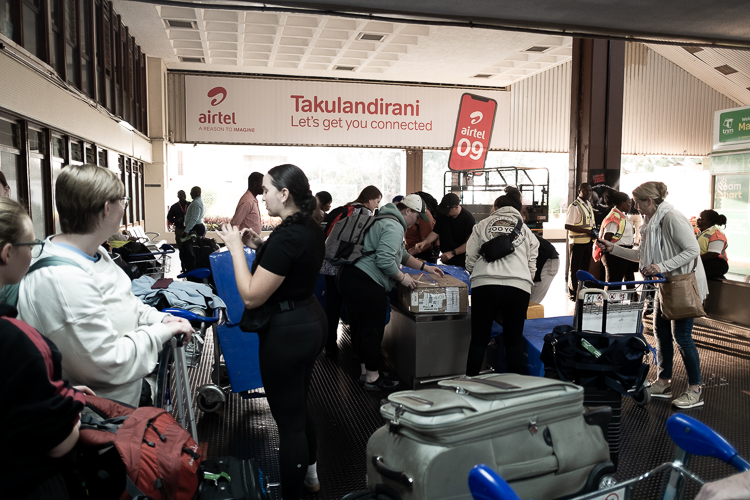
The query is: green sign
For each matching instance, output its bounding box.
[719,108,750,143]
[714,174,749,212]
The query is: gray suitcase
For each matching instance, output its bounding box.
[366,373,613,500]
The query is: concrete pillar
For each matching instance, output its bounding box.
[568,38,625,198]
[145,57,171,241]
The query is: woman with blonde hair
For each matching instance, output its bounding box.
[16,164,193,408]
[597,181,707,409]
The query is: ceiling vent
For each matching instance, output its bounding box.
[357,33,386,42]
[715,64,738,75]
[524,46,549,53]
[165,19,198,29]
[179,56,205,63]
[334,65,356,71]
[682,46,704,54]
[471,74,494,79]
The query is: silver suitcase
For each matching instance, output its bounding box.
[367,373,613,500]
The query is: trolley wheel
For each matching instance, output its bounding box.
[211,362,230,386]
[197,384,226,413]
[634,388,651,406]
[197,395,223,413]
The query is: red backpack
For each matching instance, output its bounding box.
[77,395,201,500]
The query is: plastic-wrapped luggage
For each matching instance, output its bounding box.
[366,373,613,500]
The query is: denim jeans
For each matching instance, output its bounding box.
[654,291,702,386]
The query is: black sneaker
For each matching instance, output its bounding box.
[363,375,399,392]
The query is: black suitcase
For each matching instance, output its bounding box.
[197,456,268,500]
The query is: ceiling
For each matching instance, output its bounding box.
[112,0,750,106]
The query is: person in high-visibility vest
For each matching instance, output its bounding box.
[564,183,595,300]
[593,191,638,289]
[696,210,729,279]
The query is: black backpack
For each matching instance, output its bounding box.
[179,236,219,282]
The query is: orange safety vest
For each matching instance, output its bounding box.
[593,208,628,262]
[697,226,728,261]
[569,198,595,244]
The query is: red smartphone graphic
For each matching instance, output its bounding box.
[448,93,497,171]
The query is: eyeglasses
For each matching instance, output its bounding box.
[119,196,130,209]
[13,239,45,258]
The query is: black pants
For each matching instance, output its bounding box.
[466,285,530,377]
[568,241,593,298]
[323,274,345,353]
[258,297,326,500]
[338,265,387,372]
[602,253,637,290]
[703,258,729,279]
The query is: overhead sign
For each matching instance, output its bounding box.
[184,76,510,149]
[714,105,750,152]
[448,93,497,171]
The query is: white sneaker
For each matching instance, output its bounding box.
[672,388,704,409]
[304,476,320,493]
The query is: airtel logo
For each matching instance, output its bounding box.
[207,87,227,106]
[470,111,483,124]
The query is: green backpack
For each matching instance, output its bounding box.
[0,257,82,307]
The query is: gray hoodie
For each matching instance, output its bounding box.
[465,206,539,293]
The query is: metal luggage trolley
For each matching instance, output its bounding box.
[574,269,665,403]
[128,243,176,280]
[469,413,750,500]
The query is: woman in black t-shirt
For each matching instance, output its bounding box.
[217,164,327,500]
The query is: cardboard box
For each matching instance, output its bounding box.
[398,273,469,314]
[495,301,545,324]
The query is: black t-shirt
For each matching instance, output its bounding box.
[256,218,325,303]
[433,207,476,267]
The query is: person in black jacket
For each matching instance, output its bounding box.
[217,164,327,499]
[167,190,190,246]
[0,197,92,499]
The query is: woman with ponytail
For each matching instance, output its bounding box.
[217,164,327,499]
[696,210,729,279]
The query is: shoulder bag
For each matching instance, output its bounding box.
[658,258,705,320]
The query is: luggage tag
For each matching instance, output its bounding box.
[581,339,602,358]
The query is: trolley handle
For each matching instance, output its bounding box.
[666,414,750,472]
[163,307,221,324]
[129,243,176,258]
[576,270,665,287]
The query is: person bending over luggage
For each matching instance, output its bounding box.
[696,210,729,280]
[411,192,476,268]
[405,190,440,264]
[338,194,444,391]
[16,164,193,408]
[319,185,382,358]
[594,191,638,289]
[465,193,539,377]
[597,181,707,409]
[0,197,95,500]
[216,164,328,499]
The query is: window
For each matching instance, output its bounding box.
[0,115,21,203]
[0,0,16,40]
[97,147,106,166]
[28,127,45,154]
[85,143,95,163]
[79,0,94,96]
[22,0,45,60]
[27,125,48,238]
[70,139,83,162]
[52,134,65,158]
[50,0,65,75]
[64,0,80,87]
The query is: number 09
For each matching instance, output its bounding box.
[457,138,484,160]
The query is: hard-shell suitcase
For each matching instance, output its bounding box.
[197,456,268,500]
[366,373,613,500]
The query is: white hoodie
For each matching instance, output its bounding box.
[466,206,539,293]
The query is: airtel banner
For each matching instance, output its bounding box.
[184,75,510,149]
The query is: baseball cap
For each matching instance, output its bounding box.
[437,193,460,215]
[401,194,430,222]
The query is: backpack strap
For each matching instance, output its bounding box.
[0,256,83,306]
